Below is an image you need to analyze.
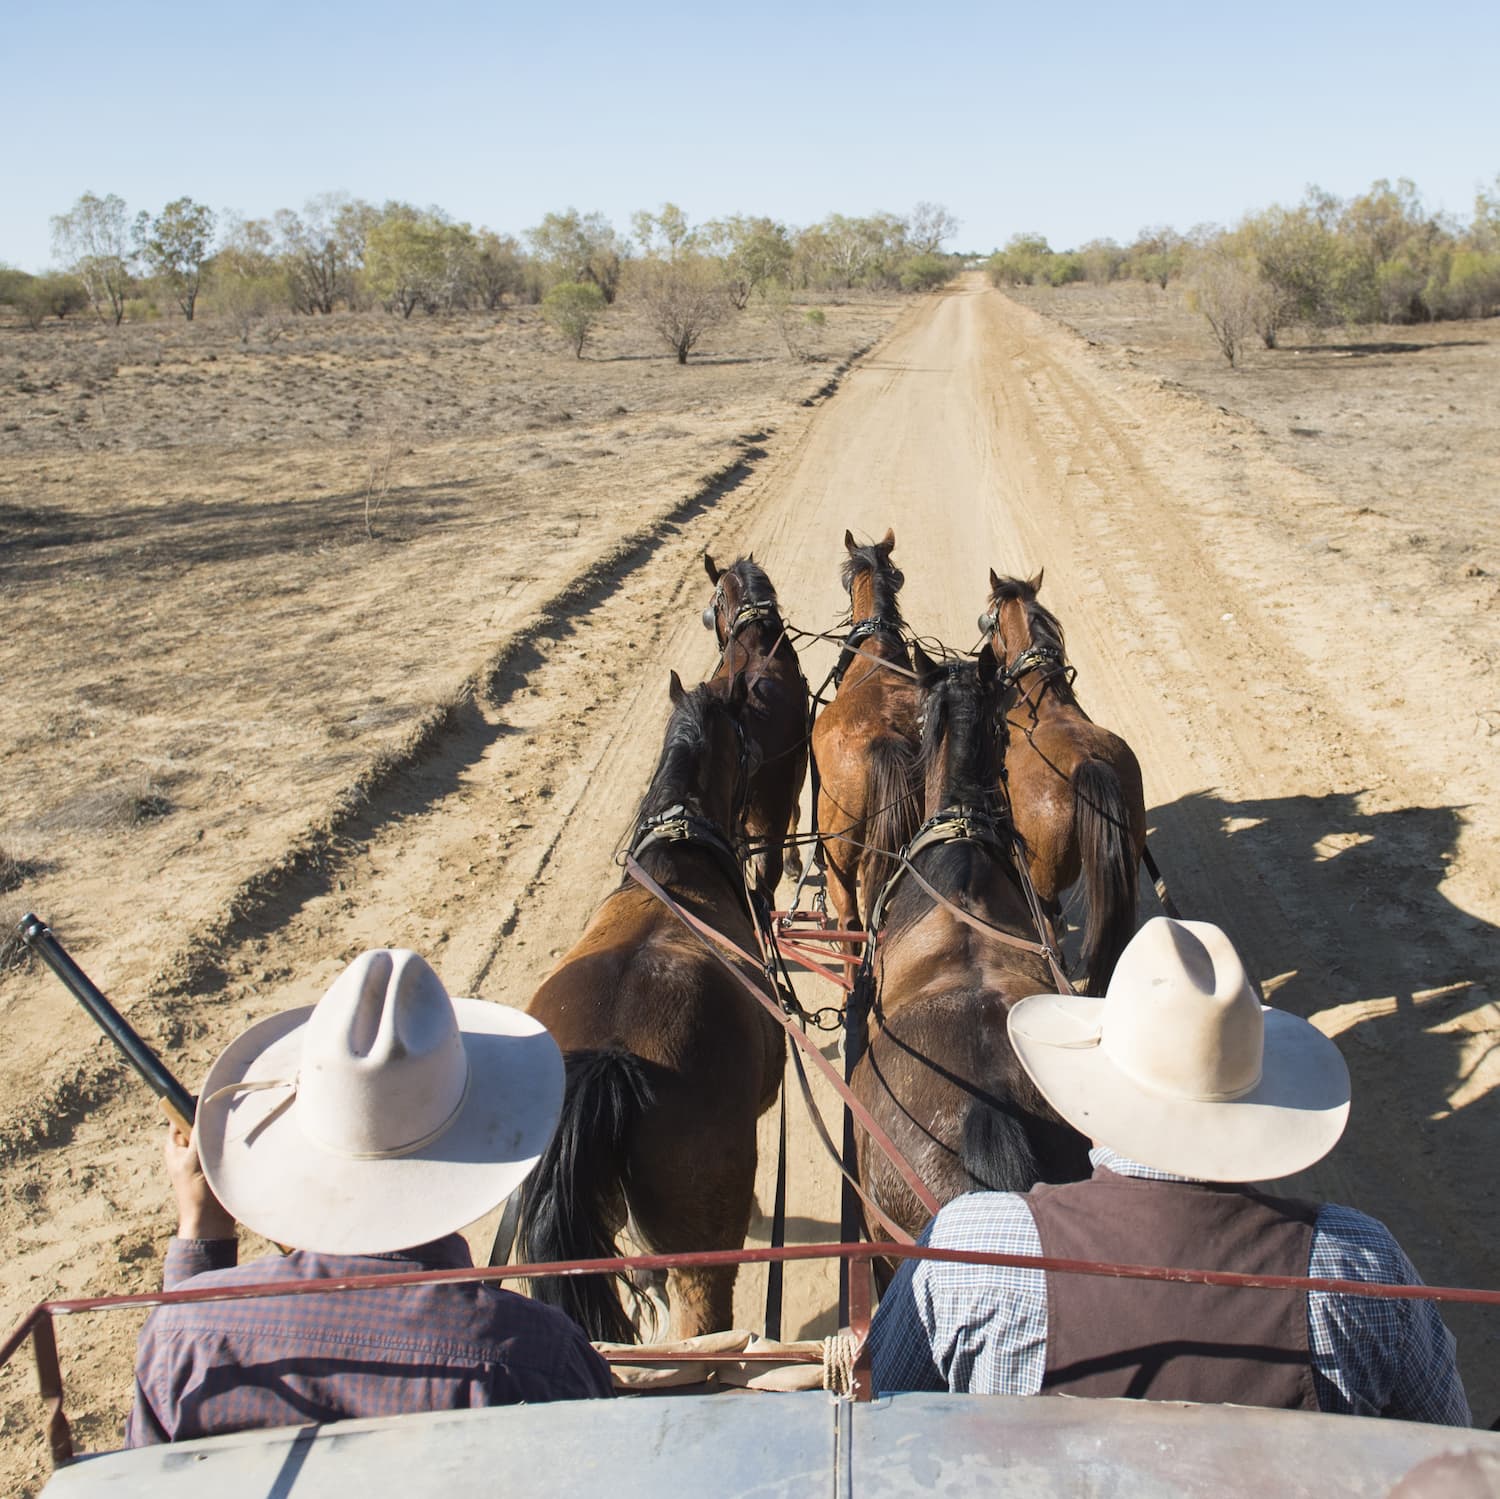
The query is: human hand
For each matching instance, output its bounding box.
[164,1125,236,1241]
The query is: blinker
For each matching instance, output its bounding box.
[977,611,996,635]
[701,606,716,632]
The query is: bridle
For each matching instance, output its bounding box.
[976,602,1076,713]
[832,615,907,687]
[704,582,786,670]
[627,710,756,913]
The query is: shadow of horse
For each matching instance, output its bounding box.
[1145,787,1499,1424]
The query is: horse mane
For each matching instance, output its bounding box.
[633,682,730,832]
[840,542,905,624]
[724,556,778,610]
[989,574,1066,659]
[883,662,1010,945]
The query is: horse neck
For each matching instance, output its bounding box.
[641,738,737,837]
[850,568,901,628]
[722,615,783,672]
[929,696,995,815]
[999,600,1073,715]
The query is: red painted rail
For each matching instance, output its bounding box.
[4,1239,1497,1467]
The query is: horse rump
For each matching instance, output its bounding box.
[1071,757,1140,996]
[516,1046,655,1344]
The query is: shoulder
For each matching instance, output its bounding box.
[1310,1203,1418,1281]
[926,1190,1037,1249]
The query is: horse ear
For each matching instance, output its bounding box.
[977,644,1001,689]
[989,567,1001,593]
[669,670,686,705]
[1029,568,1044,594]
[703,553,720,584]
[878,528,896,554]
[727,669,749,710]
[844,529,856,552]
[912,641,941,686]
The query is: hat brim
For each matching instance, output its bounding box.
[1008,994,1350,1182]
[196,998,564,1254]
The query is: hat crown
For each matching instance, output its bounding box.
[297,949,470,1158]
[1103,919,1263,1102]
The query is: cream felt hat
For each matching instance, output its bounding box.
[1008,918,1350,1182]
[194,949,564,1254]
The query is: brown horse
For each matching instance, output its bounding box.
[810,529,922,936]
[980,569,1146,995]
[852,645,1091,1241]
[518,671,784,1342]
[702,553,810,904]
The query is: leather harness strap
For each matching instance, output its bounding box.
[623,853,939,1228]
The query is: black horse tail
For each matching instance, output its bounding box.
[959,1097,1042,1194]
[858,735,921,923]
[1071,757,1140,996]
[517,1047,655,1344]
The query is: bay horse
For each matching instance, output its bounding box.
[810,529,922,936]
[852,644,1090,1242]
[701,553,809,904]
[980,569,1146,995]
[518,671,784,1342]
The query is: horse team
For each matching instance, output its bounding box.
[518,530,1148,1342]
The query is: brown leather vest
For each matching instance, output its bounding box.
[1027,1166,1320,1410]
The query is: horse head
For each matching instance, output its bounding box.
[980,568,1068,681]
[701,554,779,649]
[840,528,905,626]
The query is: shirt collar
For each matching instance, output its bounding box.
[1089,1145,1197,1183]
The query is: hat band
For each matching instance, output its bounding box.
[1109,1049,1263,1104]
[204,1071,472,1160]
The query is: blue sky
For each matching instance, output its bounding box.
[5,0,1497,271]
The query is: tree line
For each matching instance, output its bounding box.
[0,193,961,361]
[984,175,1500,365]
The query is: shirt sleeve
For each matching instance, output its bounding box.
[869,1194,1047,1396]
[1308,1205,1471,1427]
[163,1236,238,1290]
[870,1247,945,1394]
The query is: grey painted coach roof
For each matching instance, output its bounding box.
[41,1393,1500,1497]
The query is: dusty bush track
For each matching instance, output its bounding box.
[2,277,1497,1488]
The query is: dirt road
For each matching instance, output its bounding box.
[4,276,1495,1478]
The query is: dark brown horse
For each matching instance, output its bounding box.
[702,553,809,904]
[852,645,1090,1241]
[980,569,1146,995]
[518,671,784,1342]
[810,529,922,936]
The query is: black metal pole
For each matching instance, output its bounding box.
[17,914,196,1132]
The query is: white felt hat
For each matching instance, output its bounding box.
[194,949,564,1254]
[1008,918,1350,1182]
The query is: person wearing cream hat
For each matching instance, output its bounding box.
[127,949,613,1447]
[869,918,1471,1424]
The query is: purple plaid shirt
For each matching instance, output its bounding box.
[126,1233,613,1446]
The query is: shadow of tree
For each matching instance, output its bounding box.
[0,481,486,586]
[1140,787,1498,1421]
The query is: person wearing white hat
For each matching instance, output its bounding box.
[868,918,1471,1424]
[126,949,613,1446]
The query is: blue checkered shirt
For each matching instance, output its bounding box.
[869,1148,1471,1425]
[126,1233,613,1446]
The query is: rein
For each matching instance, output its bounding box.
[832,615,915,688]
[863,805,1074,997]
[622,853,941,1232]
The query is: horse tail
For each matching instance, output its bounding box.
[858,735,920,922]
[517,1047,655,1344]
[959,1097,1042,1194]
[1071,757,1140,996]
